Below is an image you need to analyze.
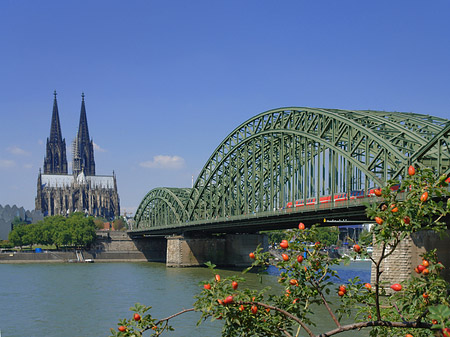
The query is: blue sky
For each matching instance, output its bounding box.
[0,0,449,215]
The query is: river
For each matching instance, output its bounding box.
[0,261,371,337]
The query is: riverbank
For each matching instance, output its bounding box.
[0,250,152,263]
[0,231,165,263]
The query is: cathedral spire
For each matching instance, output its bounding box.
[73,92,95,176]
[43,91,68,174]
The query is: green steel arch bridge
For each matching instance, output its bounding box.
[131,107,450,237]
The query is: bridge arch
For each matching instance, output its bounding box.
[134,187,191,230]
[135,107,450,228]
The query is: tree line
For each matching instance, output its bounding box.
[8,212,97,250]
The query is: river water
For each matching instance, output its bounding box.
[0,261,371,337]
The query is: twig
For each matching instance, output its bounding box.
[141,308,196,333]
[375,242,385,320]
[317,320,432,337]
[241,301,315,337]
[415,308,429,324]
[311,277,340,328]
[393,302,407,323]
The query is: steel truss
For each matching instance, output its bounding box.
[134,108,450,230]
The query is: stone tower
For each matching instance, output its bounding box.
[43,91,68,174]
[72,93,96,176]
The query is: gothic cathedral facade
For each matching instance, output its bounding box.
[35,92,120,219]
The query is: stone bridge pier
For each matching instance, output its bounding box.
[166,233,267,267]
[371,230,450,285]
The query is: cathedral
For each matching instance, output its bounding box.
[35,92,120,219]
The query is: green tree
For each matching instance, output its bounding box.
[315,226,339,247]
[8,224,26,249]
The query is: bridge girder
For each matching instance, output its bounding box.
[134,187,191,230]
[134,107,450,230]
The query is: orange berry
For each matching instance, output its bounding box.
[420,191,428,202]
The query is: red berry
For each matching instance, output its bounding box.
[353,244,361,253]
[249,252,255,259]
[338,290,345,297]
[364,283,372,290]
[375,217,384,225]
[215,274,221,282]
[390,283,402,291]
[417,265,425,273]
[280,240,289,249]
[422,293,429,299]
[224,295,234,304]
[232,281,238,290]
[118,326,126,332]
[442,327,450,337]
[251,305,257,314]
[297,255,303,263]
[339,285,346,293]
[374,188,382,196]
[408,165,416,176]
[204,283,211,290]
[133,313,141,321]
[298,222,305,230]
[403,216,411,224]
[282,253,289,261]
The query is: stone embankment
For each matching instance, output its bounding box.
[0,231,166,263]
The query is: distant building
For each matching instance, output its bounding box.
[35,92,120,219]
[0,205,43,240]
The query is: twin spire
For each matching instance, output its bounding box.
[44,92,95,176]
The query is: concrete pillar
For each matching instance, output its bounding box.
[166,234,268,268]
[371,230,450,285]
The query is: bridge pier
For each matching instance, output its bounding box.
[166,233,267,267]
[371,230,450,285]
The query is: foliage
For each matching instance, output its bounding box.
[113,218,126,231]
[8,212,97,250]
[112,167,450,337]
[265,226,338,248]
[0,240,13,249]
[94,218,106,230]
[314,226,339,247]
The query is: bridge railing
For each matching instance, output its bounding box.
[130,193,410,233]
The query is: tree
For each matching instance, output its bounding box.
[315,226,339,247]
[94,218,106,230]
[8,224,26,249]
[113,218,126,231]
[114,169,449,336]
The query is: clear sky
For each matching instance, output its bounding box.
[0,0,449,215]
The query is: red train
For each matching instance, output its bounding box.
[286,185,400,208]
